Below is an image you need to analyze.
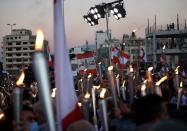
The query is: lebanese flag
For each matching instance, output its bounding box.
[54,0,83,131]
[120,51,130,64]
[111,47,120,64]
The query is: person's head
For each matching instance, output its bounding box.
[131,94,169,125]
[67,120,95,131]
[150,120,187,131]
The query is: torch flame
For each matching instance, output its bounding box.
[93,85,100,90]
[35,29,44,51]
[143,80,147,84]
[175,66,180,75]
[108,66,113,71]
[16,72,25,86]
[84,93,90,99]
[156,76,168,86]
[180,81,183,88]
[130,65,133,73]
[78,102,82,107]
[100,88,107,98]
[0,112,5,120]
[122,80,126,87]
[141,84,146,91]
[116,74,119,78]
[51,88,56,98]
[88,73,92,79]
[148,67,153,71]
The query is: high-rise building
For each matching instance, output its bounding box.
[2,29,49,74]
[95,30,111,49]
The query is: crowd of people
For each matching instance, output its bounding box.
[0,63,187,131]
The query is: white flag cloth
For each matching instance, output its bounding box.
[54,0,82,131]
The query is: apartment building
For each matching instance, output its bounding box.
[2,29,48,74]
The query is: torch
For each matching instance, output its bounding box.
[33,29,55,131]
[175,66,180,90]
[13,71,25,129]
[99,88,109,131]
[108,66,118,108]
[177,81,183,110]
[155,76,168,96]
[83,93,91,120]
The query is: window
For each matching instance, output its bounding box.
[16,59,21,62]
[16,54,21,56]
[30,47,34,50]
[15,37,17,39]
[23,53,28,56]
[20,31,22,34]
[16,47,21,51]
[8,43,12,45]
[11,37,13,40]
[8,48,12,51]
[23,42,27,45]
[7,37,9,40]
[16,42,21,45]
[7,54,12,57]
[19,36,21,39]
[7,59,12,62]
[23,48,27,50]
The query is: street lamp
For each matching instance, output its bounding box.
[83,0,126,65]
[7,23,16,34]
[83,0,126,26]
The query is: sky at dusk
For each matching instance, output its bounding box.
[0,0,187,51]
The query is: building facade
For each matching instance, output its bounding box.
[122,32,146,64]
[145,24,187,69]
[2,29,48,74]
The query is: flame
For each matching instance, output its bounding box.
[122,80,126,87]
[116,74,119,78]
[51,88,56,98]
[180,81,183,88]
[162,45,166,50]
[143,80,147,84]
[16,72,25,86]
[148,67,153,71]
[78,102,82,107]
[88,73,92,79]
[130,65,133,73]
[93,85,100,90]
[0,112,5,120]
[133,29,137,32]
[108,66,113,71]
[133,75,136,80]
[98,62,101,65]
[175,66,180,75]
[35,29,44,51]
[100,88,107,98]
[84,93,90,99]
[141,84,146,91]
[156,76,168,86]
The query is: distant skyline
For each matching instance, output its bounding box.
[0,0,187,51]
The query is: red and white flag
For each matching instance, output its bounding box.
[54,0,82,131]
[120,51,130,64]
[111,47,120,64]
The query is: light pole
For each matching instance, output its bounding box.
[83,0,126,66]
[7,23,16,34]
